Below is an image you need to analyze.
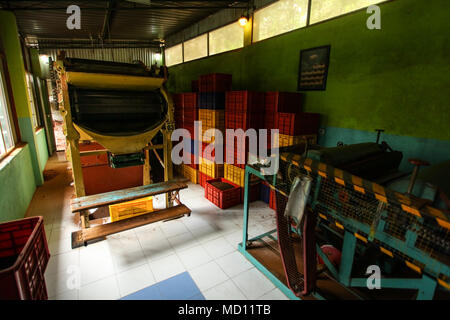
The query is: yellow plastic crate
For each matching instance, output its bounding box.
[224,164,259,187]
[278,134,317,147]
[182,164,198,184]
[198,110,225,143]
[199,109,225,128]
[173,164,183,175]
[109,196,154,222]
[199,157,224,178]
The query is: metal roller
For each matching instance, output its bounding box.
[69,87,167,136]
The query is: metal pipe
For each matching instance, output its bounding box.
[407,165,420,195]
[149,141,165,168]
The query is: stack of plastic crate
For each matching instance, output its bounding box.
[224,91,264,200]
[265,92,319,148]
[191,79,199,92]
[178,93,199,183]
[264,92,320,209]
[204,178,242,209]
[197,73,231,183]
[173,93,183,130]
[182,92,198,141]
[198,141,220,187]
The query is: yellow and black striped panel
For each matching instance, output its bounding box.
[279,152,450,229]
[316,210,450,290]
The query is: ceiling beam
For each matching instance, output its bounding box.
[36,39,162,49]
[100,0,118,40]
[0,0,249,11]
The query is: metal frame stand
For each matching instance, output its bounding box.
[237,164,448,300]
[237,165,324,300]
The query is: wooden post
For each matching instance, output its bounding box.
[160,86,174,208]
[58,65,86,198]
[80,210,90,229]
[57,59,88,229]
[143,148,152,185]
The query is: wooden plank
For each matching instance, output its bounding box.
[71,204,191,248]
[79,149,108,157]
[144,144,164,150]
[71,180,188,212]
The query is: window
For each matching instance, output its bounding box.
[310,0,388,24]
[209,22,244,56]
[183,34,208,62]
[165,43,183,67]
[253,0,309,42]
[0,62,16,159]
[25,72,41,130]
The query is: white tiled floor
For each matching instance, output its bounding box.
[26,154,289,300]
[116,264,156,297]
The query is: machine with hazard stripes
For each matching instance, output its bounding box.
[238,136,449,300]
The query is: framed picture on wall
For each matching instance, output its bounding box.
[298,45,331,91]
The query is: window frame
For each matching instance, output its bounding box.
[165,43,184,67]
[252,0,310,43]
[308,0,390,26]
[0,53,20,162]
[182,33,208,63]
[164,0,392,65]
[208,21,245,56]
[24,71,44,131]
[251,0,391,44]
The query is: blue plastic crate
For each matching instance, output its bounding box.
[260,183,270,204]
[182,138,201,155]
[198,92,225,109]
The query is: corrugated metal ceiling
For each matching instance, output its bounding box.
[0,0,249,47]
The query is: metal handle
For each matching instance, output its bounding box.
[406,158,430,195]
[375,129,385,144]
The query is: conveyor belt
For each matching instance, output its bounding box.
[278,152,450,293]
[63,58,151,76]
[69,86,167,136]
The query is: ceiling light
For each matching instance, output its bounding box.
[238,16,248,27]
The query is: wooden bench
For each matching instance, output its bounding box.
[70,180,190,248]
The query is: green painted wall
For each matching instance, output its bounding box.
[167,0,450,170]
[0,146,36,222]
[30,48,55,156]
[35,128,49,172]
[167,0,449,142]
[0,10,50,221]
[0,10,45,186]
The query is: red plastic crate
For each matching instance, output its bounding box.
[172,93,183,107]
[264,113,277,130]
[183,151,198,169]
[199,73,232,92]
[182,92,198,109]
[276,112,320,136]
[201,142,220,162]
[198,171,213,188]
[241,182,261,203]
[224,146,248,168]
[265,92,302,114]
[191,80,199,92]
[175,120,183,129]
[205,178,241,209]
[183,108,198,127]
[0,217,50,300]
[225,111,264,130]
[183,125,197,140]
[224,134,253,168]
[269,189,277,210]
[173,93,184,128]
[225,91,265,114]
